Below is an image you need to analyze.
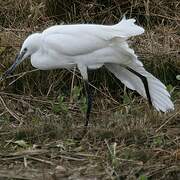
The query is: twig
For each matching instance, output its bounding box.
[0,69,39,91]
[0,149,49,157]
[1,155,25,161]
[0,95,22,123]
[150,13,180,21]
[155,111,180,132]
[54,155,85,161]
[46,82,54,97]
[24,156,28,168]
[117,158,143,165]
[2,27,31,33]
[8,69,39,86]
[27,156,54,166]
[0,92,52,105]
[0,111,7,117]
[74,153,100,158]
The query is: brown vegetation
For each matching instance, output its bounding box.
[0,0,180,179]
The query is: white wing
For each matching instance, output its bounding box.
[41,18,144,64]
[42,33,107,56]
[43,18,144,40]
[105,63,174,112]
[42,18,144,57]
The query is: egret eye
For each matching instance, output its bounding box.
[23,47,28,53]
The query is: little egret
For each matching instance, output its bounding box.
[1,17,174,126]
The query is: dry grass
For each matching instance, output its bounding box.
[0,0,180,179]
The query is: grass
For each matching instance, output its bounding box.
[0,0,180,179]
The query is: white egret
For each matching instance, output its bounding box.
[1,17,174,126]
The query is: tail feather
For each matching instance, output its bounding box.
[113,17,145,38]
[151,92,173,111]
[105,63,174,112]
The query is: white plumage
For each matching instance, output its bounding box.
[2,17,174,117]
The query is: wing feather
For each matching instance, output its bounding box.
[105,63,174,112]
[43,33,107,56]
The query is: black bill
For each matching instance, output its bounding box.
[0,49,27,81]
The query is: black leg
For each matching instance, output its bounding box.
[84,80,93,127]
[126,67,152,106]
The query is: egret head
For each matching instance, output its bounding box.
[1,33,41,79]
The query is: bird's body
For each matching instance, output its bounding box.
[1,17,174,125]
[30,21,143,70]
